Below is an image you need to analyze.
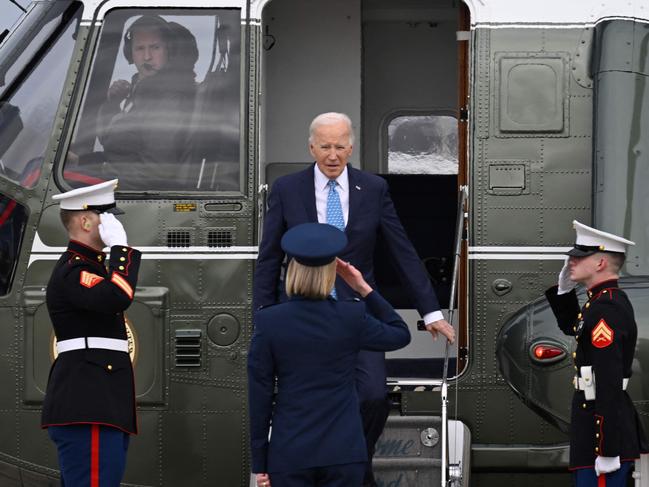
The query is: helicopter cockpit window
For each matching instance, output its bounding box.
[0,1,82,189]
[63,9,242,192]
[0,193,28,296]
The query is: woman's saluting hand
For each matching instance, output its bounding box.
[335,258,373,297]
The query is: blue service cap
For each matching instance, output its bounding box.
[281,223,348,266]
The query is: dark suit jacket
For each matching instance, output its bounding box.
[253,163,440,399]
[248,291,410,473]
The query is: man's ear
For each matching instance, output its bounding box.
[80,215,92,231]
[308,143,316,159]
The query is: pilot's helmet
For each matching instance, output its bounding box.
[281,223,347,266]
[123,15,198,73]
[567,220,634,257]
[52,179,124,215]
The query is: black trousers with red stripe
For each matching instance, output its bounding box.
[48,424,130,487]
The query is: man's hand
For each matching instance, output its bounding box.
[256,473,271,487]
[107,79,131,103]
[99,213,128,248]
[425,319,455,343]
[594,456,620,476]
[336,258,372,297]
[557,258,577,295]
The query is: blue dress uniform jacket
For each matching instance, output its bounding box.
[545,280,648,468]
[253,163,438,401]
[41,240,141,434]
[248,291,411,474]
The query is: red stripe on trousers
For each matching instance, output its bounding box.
[598,473,606,487]
[91,424,100,487]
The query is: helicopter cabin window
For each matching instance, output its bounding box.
[63,9,241,192]
[387,114,458,175]
[0,1,82,189]
[0,194,28,296]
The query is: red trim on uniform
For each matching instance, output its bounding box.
[91,424,100,487]
[595,414,605,453]
[111,272,133,299]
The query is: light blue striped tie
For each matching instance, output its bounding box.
[327,180,344,299]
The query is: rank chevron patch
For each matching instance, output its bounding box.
[592,319,614,348]
[80,271,104,288]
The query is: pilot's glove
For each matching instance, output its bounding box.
[99,213,128,248]
[557,259,577,295]
[595,455,620,476]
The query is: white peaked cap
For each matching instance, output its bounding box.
[52,179,122,213]
[568,220,635,256]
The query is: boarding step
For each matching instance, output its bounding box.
[373,415,471,487]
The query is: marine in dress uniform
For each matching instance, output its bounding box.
[41,179,141,487]
[545,221,648,487]
[248,223,411,487]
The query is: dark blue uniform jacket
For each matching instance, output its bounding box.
[253,163,437,400]
[546,280,648,468]
[41,240,141,434]
[247,291,410,473]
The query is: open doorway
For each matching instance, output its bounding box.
[260,0,469,381]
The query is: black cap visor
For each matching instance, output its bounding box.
[88,203,125,215]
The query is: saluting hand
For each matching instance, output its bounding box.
[557,258,577,295]
[336,258,372,297]
[99,213,128,248]
[256,473,271,487]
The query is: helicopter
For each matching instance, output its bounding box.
[0,0,647,485]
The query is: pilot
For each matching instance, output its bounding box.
[545,220,648,487]
[96,15,198,189]
[41,179,141,487]
[248,223,411,487]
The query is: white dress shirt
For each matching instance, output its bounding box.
[314,164,349,225]
[312,164,443,325]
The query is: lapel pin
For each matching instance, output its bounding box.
[355,185,361,190]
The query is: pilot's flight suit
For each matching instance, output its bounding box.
[546,279,648,484]
[42,240,141,486]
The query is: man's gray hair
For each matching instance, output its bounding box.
[309,112,355,146]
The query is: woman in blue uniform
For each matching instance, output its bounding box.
[248,222,411,487]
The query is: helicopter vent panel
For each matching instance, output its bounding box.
[174,329,202,367]
[167,230,191,248]
[207,229,234,248]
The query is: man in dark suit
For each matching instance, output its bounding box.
[253,112,455,486]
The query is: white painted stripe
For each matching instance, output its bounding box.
[469,246,571,253]
[30,234,259,254]
[469,254,566,260]
[28,252,259,267]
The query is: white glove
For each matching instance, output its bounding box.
[595,455,620,476]
[98,213,127,248]
[557,258,577,295]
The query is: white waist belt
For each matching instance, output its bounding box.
[573,366,628,400]
[56,337,129,354]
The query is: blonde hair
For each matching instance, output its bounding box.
[285,259,336,299]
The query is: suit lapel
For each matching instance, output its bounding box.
[346,165,362,233]
[301,164,318,222]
